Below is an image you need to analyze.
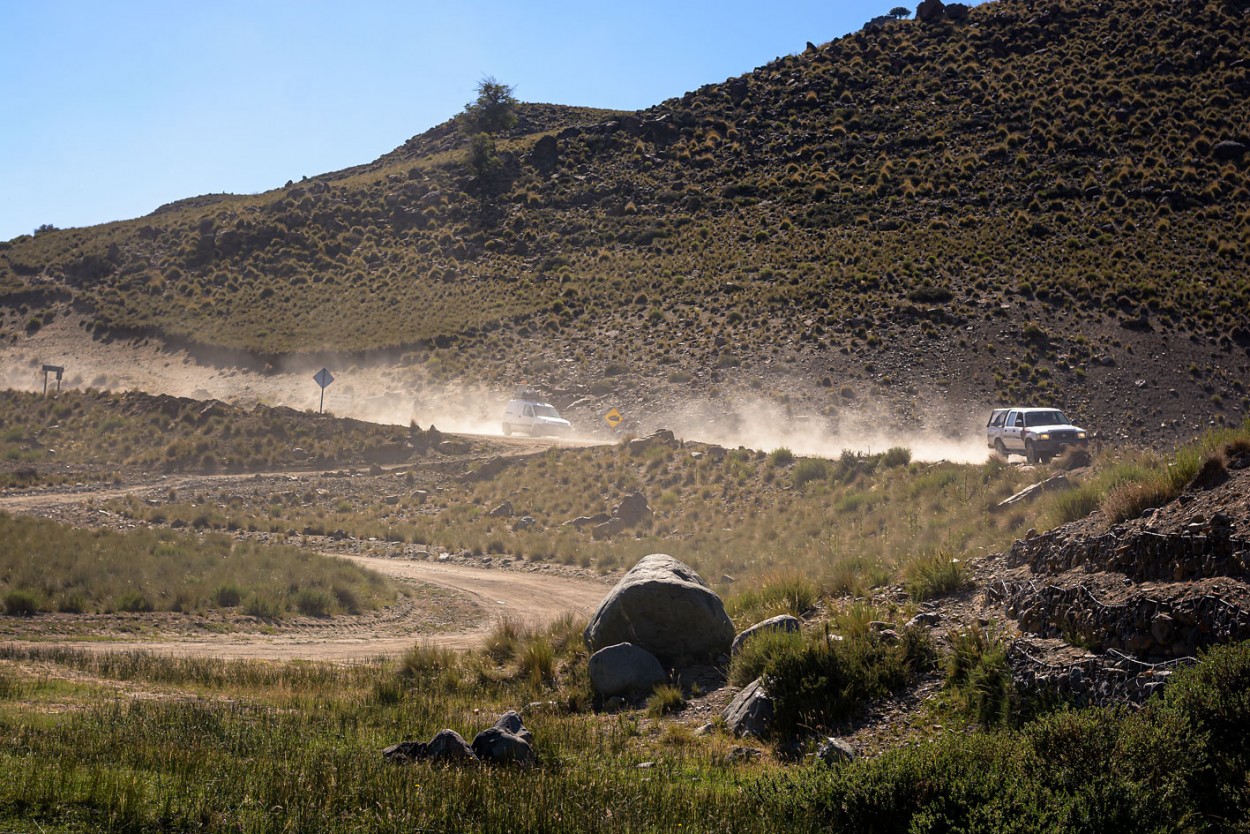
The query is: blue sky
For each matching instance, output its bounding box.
[0,1,973,242]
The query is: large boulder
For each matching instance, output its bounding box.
[584,554,735,664]
[731,614,801,657]
[588,642,666,699]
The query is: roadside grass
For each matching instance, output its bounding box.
[0,512,398,618]
[1043,420,1250,527]
[113,441,1039,606]
[0,389,415,478]
[0,612,1246,830]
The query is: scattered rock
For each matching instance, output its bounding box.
[724,678,773,738]
[725,746,762,764]
[815,737,857,766]
[488,501,514,518]
[591,517,626,540]
[383,728,476,764]
[731,614,801,657]
[996,475,1072,509]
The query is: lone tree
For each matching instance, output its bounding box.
[461,76,517,136]
[888,5,911,18]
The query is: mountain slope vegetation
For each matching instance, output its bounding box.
[3,0,1249,443]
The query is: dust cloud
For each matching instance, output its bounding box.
[3,320,991,462]
[643,396,991,464]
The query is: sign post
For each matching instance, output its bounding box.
[41,364,64,396]
[313,368,334,414]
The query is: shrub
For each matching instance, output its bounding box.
[214,584,242,607]
[647,683,686,717]
[243,593,282,619]
[294,588,333,617]
[769,447,795,466]
[763,627,932,736]
[881,446,911,468]
[116,592,153,613]
[791,458,831,488]
[3,589,42,616]
[904,551,968,601]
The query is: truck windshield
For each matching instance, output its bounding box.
[1024,410,1068,427]
[534,404,562,419]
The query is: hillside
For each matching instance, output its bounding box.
[2,0,1249,448]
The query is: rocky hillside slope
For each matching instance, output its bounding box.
[2,0,1249,446]
[986,441,1250,704]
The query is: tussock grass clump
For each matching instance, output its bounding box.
[945,623,1015,727]
[768,447,795,467]
[791,458,831,488]
[725,572,818,627]
[904,551,968,602]
[1040,420,1250,527]
[646,683,686,717]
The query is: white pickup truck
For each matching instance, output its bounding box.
[986,407,1088,464]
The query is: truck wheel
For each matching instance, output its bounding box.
[502,423,512,436]
[1025,441,1038,465]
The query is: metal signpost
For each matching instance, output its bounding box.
[41,364,64,396]
[313,367,334,414]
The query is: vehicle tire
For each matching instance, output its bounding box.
[1025,441,1038,465]
[502,423,512,436]
[994,439,1007,456]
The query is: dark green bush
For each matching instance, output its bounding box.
[763,626,933,736]
[3,589,42,616]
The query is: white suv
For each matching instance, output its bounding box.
[502,395,572,437]
[986,407,1088,464]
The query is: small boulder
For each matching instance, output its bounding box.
[591,517,626,540]
[588,642,666,699]
[724,678,773,738]
[493,710,535,744]
[815,737,856,766]
[488,501,514,518]
[731,614,801,657]
[471,727,536,765]
[584,554,736,664]
[382,728,476,764]
[426,729,478,762]
[613,491,653,526]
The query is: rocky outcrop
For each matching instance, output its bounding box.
[584,554,735,664]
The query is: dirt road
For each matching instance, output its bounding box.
[0,555,608,662]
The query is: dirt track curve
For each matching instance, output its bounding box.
[0,469,610,663]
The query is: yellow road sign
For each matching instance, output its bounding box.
[604,408,623,428]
